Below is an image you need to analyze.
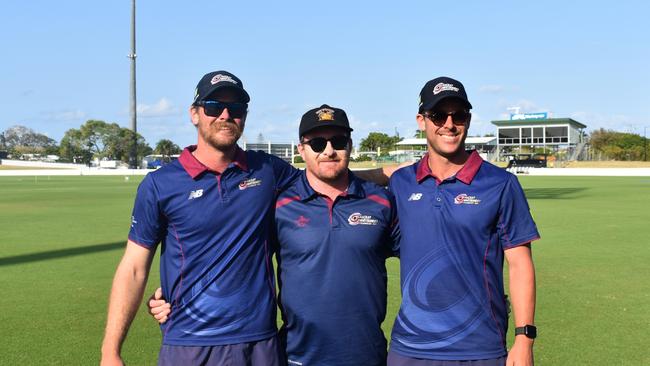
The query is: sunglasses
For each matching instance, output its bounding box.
[422,110,471,127]
[301,135,349,153]
[196,101,248,118]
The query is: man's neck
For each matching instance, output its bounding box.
[192,141,238,173]
[427,149,470,181]
[306,170,350,201]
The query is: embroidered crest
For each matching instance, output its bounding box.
[315,107,335,121]
[454,193,481,205]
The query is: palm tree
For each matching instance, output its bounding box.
[154,139,181,163]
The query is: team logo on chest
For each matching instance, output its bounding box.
[295,215,310,228]
[454,193,481,205]
[239,178,262,190]
[348,212,379,226]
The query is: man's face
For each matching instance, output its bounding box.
[416,98,471,159]
[298,126,351,184]
[189,89,247,150]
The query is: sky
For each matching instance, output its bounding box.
[1,1,649,148]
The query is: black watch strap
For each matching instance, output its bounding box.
[514,325,537,339]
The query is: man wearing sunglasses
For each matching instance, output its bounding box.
[387,77,539,366]
[101,70,300,366]
[272,105,399,366]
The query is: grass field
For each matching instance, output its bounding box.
[1,175,649,365]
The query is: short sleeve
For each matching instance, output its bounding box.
[128,174,165,249]
[387,192,401,257]
[498,174,540,249]
[270,154,301,192]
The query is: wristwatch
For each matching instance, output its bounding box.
[514,325,537,339]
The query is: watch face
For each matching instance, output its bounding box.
[526,325,537,338]
[516,325,537,339]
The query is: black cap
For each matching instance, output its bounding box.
[193,70,250,104]
[418,76,472,112]
[299,104,353,138]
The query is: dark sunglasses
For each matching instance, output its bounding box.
[301,135,349,152]
[422,110,471,127]
[196,101,248,118]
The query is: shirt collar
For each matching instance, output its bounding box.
[294,169,365,200]
[178,145,249,179]
[415,150,483,185]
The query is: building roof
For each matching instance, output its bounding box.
[491,118,587,129]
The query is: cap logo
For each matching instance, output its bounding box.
[433,82,459,95]
[315,108,335,121]
[210,74,238,85]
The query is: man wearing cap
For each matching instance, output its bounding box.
[274,104,399,366]
[100,72,396,365]
[387,77,539,366]
[149,104,400,366]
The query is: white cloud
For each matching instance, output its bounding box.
[137,98,180,118]
[42,109,86,121]
[479,85,506,94]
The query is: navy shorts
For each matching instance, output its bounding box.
[158,335,285,366]
[387,350,506,366]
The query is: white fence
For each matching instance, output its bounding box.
[2,158,650,177]
[0,159,149,176]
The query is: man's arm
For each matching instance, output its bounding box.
[101,241,156,366]
[504,244,536,366]
[355,163,410,186]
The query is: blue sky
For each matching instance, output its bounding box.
[2,1,649,148]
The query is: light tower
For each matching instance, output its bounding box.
[128,0,138,168]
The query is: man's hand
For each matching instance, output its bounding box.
[148,287,171,324]
[506,336,534,366]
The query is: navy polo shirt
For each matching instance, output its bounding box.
[274,171,399,366]
[128,146,299,346]
[388,151,540,361]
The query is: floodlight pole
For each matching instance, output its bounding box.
[128,0,138,169]
[643,126,648,161]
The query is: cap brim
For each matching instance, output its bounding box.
[420,96,472,112]
[202,85,250,103]
[300,124,353,138]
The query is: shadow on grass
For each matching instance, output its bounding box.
[0,241,125,267]
[524,187,587,199]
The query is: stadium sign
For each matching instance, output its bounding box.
[510,112,548,120]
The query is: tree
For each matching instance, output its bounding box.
[589,129,647,161]
[154,139,181,162]
[58,120,151,164]
[60,128,93,164]
[414,130,425,139]
[2,125,58,158]
[359,132,402,155]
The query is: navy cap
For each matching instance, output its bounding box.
[419,76,472,112]
[193,70,250,104]
[299,104,353,138]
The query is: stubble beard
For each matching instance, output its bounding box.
[201,121,242,151]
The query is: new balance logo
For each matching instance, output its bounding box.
[188,189,203,200]
[408,193,423,201]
